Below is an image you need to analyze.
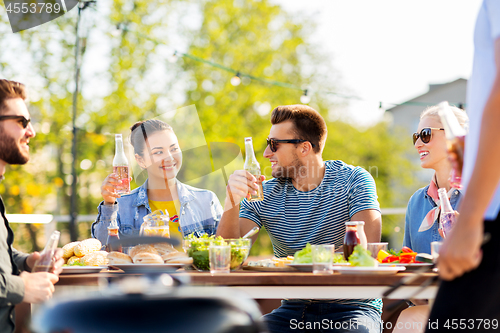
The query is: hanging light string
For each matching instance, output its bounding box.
[115,23,466,109]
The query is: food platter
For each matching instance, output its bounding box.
[61,266,106,274]
[286,263,350,272]
[333,266,405,275]
[108,263,186,273]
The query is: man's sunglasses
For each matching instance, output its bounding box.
[266,138,315,153]
[0,115,31,129]
[412,127,444,145]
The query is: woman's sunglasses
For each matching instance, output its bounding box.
[0,115,31,129]
[412,127,444,145]
[266,138,315,152]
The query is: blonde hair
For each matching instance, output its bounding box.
[420,104,468,129]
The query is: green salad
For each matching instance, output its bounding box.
[348,244,378,267]
[293,243,347,264]
[184,233,250,271]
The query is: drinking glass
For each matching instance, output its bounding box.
[209,245,231,274]
[366,242,388,259]
[431,241,443,263]
[312,244,335,275]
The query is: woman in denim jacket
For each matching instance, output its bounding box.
[402,105,468,255]
[394,105,468,333]
[91,119,223,245]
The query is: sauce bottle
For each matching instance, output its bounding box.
[343,221,367,260]
[106,215,122,252]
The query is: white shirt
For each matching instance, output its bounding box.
[463,0,500,220]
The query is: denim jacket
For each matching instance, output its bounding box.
[91,180,223,244]
[403,185,462,254]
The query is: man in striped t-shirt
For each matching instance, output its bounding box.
[217,105,383,333]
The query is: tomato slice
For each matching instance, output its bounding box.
[401,246,413,253]
[382,255,399,263]
[399,252,417,263]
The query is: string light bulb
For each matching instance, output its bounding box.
[168,51,178,63]
[231,73,241,86]
[300,90,311,104]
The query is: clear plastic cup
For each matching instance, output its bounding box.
[431,241,443,263]
[312,244,335,275]
[367,242,389,259]
[209,245,231,274]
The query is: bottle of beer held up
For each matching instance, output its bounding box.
[244,137,264,201]
[32,230,60,272]
[113,134,130,194]
[437,101,467,188]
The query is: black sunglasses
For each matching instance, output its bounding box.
[412,127,444,145]
[0,115,31,129]
[266,138,315,153]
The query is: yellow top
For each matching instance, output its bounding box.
[149,199,183,251]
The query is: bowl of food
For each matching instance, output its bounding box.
[225,238,251,270]
[184,235,251,271]
[184,236,213,271]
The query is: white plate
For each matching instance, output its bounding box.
[286,263,350,272]
[333,266,405,275]
[61,266,106,274]
[109,263,186,273]
[243,265,298,272]
[380,263,433,272]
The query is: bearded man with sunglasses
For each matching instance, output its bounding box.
[0,79,63,333]
[217,104,382,333]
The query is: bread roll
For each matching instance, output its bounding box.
[107,252,132,264]
[62,241,80,259]
[167,257,193,264]
[153,243,176,256]
[161,251,183,261]
[129,244,158,259]
[82,251,108,266]
[66,256,82,265]
[74,239,102,257]
[133,252,163,264]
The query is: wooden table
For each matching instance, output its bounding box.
[56,270,439,300]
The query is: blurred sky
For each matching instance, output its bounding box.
[272,0,483,126]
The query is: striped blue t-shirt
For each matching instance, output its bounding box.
[240,160,382,313]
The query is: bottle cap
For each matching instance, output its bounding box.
[345,221,364,226]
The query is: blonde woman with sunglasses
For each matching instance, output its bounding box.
[394,105,468,333]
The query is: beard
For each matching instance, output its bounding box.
[0,130,29,165]
[272,152,306,180]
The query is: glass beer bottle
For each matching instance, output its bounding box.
[113,134,130,194]
[438,188,455,238]
[437,101,467,188]
[244,137,264,201]
[32,230,60,272]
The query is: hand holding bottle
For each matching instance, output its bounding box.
[226,170,265,206]
[27,249,64,275]
[101,173,132,205]
[20,271,58,304]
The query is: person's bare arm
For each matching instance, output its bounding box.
[438,38,500,281]
[351,209,382,243]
